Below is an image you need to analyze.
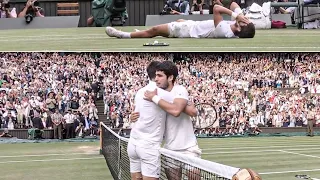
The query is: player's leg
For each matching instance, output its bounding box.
[138,146,162,180]
[165,166,182,180]
[131,24,170,38]
[105,24,170,38]
[184,145,202,180]
[127,142,143,180]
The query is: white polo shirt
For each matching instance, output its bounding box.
[64,113,75,124]
[129,81,173,149]
[163,85,198,151]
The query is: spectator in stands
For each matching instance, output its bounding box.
[161,0,190,15]
[3,112,16,129]
[46,91,56,113]
[32,111,43,129]
[190,0,205,14]
[0,0,17,18]
[306,108,315,136]
[64,110,75,139]
[18,0,44,18]
[51,108,63,139]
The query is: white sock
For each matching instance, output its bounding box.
[121,32,131,38]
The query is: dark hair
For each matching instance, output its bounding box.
[238,22,255,38]
[156,61,178,83]
[147,61,161,80]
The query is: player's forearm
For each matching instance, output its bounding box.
[229,2,242,13]
[157,99,182,117]
[152,96,186,117]
[18,7,28,17]
[213,5,235,17]
[184,104,198,117]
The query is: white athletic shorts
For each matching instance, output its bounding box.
[127,141,161,178]
[167,20,195,38]
[163,145,202,169]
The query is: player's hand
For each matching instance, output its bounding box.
[130,112,140,122]
[236,14,250,25]
[212,0,223,6]
[170,10,180,15]
[144,89,158,101]
[26,0,33,8]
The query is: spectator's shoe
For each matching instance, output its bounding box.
[105,27,123,38]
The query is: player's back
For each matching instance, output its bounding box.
[163,84,197,151]
[130,81,173,149]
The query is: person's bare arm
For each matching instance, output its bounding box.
[213,5,249,27]
[18,0,32,17]
[184,103,198,117]
[229,2,242,13]
[144,88,188,117]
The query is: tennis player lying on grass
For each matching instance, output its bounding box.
[105,4,255,39]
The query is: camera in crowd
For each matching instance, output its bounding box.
[25,0,40,23]
[160,0,179,15]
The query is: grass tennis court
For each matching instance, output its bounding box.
[0,27,319,52]
[1,136,320,180]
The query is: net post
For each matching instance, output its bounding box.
[99,122,103,155]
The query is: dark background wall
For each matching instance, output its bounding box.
[9,0,267,27]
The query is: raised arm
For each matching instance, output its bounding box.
[213,5,238,27]
[213,4,249,27]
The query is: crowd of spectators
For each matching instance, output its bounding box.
[0,52,319,139]
[100,53,320,133]
[0,52,100,139]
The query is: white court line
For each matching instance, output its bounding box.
[0,34,104,39]
[260,168,320,175]
[279,150,320,159]
[0,152,96,158]
[62,47,320,51]
[0,157,103,164]
[202,144,320,151]
[0,36,104,42]
[203,147,320,155]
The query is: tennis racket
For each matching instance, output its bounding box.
[295,175,320,180]
[191,102,218,129]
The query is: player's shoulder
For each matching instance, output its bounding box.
[172,84,187,92]
[172,85,188,97]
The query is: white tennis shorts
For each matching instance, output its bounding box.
[167,20,195,38]
[127,141,161,178]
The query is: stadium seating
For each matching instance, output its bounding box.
[56,2,80,16]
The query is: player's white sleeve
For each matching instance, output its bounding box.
[174,85,189,100]
[133,90,141,112]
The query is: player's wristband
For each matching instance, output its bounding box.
[231,12,238,19]
[152,95,161,105]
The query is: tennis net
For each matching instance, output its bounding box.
[100,122,240,180]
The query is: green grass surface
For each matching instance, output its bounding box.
[1,136,320,180]
[0,27,319,51]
